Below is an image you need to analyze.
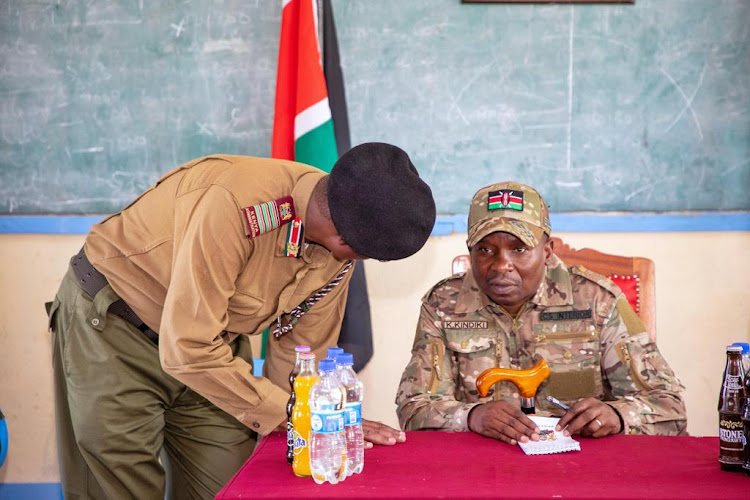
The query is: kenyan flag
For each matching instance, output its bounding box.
[488,189,524,211]
[271,0,337,172]
[263,0,373,369]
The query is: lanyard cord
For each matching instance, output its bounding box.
[272,260,353,339]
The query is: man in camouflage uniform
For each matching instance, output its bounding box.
[396,181,686,445]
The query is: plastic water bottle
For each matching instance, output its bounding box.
[327,346,344,362]
[336,352,364,475]
[309,359,347,484]
[287,345,311,465]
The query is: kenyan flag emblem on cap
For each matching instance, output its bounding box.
[488,190,523,211]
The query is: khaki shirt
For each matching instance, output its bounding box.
[85,155,353,434]
[396,255,687,435]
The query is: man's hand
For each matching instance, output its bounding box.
[555,398,622,438]
[467,401,540,445]
[362,419,406,449]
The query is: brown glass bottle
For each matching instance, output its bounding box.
[286,345,311,465]
[718,345,746,471]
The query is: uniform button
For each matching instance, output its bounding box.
[461,341,469,349]
[91,318,100,327]
[252,422,260,429]
[564,350,572,360]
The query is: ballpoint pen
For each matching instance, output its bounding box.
[546,395,570,411]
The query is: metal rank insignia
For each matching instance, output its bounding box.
[241,196,296,239]
[284,217,304,258]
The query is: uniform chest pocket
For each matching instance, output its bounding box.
[534,326,602,402]
[444,329,498,394]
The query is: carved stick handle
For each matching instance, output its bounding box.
[476,358,551,399]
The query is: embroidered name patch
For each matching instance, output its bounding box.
[443,321,489,330]
[488,189,523,211]
[539,310,593,321]
[241,196,295,239]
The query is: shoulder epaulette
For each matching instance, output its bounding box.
[422,274,464,303]
[569,264,622,297]
[241,196,295,239]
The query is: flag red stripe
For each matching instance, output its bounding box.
[296,0,328,115]
[271,0,299,160]
[489,195,522,204]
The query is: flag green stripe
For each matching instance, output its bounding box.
[295,119,338,174]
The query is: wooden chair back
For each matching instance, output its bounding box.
[451,237,656,341]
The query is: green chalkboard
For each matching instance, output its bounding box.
[0,1,280,213]
[1,0,748,214]
[334,0,750,213]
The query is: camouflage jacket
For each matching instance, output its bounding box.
[396,255,687,435]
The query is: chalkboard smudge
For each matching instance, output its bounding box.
[659,65,706,141]
[71,147,104,153]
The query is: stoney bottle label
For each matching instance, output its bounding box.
[719,413,745,465]
[725,375,743,391]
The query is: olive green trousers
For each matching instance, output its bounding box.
[49,266,257,499]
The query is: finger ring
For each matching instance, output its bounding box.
[595,419,602,428]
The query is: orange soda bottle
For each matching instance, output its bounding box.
[292,352,317,477]
[287,345,311,465]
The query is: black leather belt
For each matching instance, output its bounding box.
[71,247,159,345]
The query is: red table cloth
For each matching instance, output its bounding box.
[216,431,747,499]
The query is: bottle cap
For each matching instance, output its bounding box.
[336,353,354,366]
[295,345,311,353]
[327,347,344,361]
[731,342,750,355]
[727,345,744,353]
[300,352,316,360]
[319,359,335,373]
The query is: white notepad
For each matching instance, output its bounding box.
[518,416,581,455]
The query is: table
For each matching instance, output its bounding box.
[216,431,748,499]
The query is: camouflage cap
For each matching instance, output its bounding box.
[467,181,551,248]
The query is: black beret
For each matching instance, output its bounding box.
[328,143,436,261]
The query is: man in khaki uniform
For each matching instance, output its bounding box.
[396,181,686,445]
[48,143,435,499]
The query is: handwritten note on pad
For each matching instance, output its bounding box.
[518,416,581,455]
